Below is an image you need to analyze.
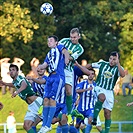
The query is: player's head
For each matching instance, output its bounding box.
[9,64,19,79]
[109,51,120,66]
[88,68,95,81]
[37,64,46,76]
[70,28,80,44]
[48,35,58,48]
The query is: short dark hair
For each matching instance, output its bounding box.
[88,68,95,74]
[9,64,19,71]
[110,51,120,59]
[48,35,58,42]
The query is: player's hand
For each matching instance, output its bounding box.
[11,91,18,98]
[116,53,120,65]
[0,102,3,110]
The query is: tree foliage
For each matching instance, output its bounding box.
[0,0,133,75]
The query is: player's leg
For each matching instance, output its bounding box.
[92,87,105,125]
[102,90,114,133]
[104,109,111,133]
[23,120,35,133]
[60,114,69,133]
[24,97,43,133]
[65,69,73,117]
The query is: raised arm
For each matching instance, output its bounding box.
[116,53,125,77]
[62,48,70,65]
[75,61,91,75]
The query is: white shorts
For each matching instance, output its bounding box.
[95,86,114,111]
[64,69,74,86]
[24,97,43,122]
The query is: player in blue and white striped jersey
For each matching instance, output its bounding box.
[27,66,47,98]
[38,35,70,133]
[75,68,97,133]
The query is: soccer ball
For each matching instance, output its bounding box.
[40,3,53,16]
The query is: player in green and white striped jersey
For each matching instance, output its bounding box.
[75,51,125,133]
[59,28,84,123]
[91,52,125,133]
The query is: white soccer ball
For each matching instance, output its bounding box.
[40,3,53,16]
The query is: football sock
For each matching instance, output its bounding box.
[27,128,35,133]
[42,106,49,126]
[93,100,103,119]
[58,113,62,120]
[45,106,56,128]
[32,126,36,133]
[66,95,72,114]
[69,125,79,133]
[85,124,92,133]
[105,119,111,133]
[56,125,62,133]
[61,124,69,133]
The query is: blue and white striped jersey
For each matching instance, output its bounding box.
[44,44,66,80]
[32,75,47,98]
[76,80,97,111]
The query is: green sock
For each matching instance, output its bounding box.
[66,95,72,114]
[94,100,103,119]
[27,128,35,133]
[105,119,111,133]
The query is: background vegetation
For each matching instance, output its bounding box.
[0,0,133,75]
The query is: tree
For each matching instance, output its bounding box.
[119,12,133,75]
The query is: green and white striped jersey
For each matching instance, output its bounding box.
[59,38,84,72]
[12,75,35,102]
[92,61,123,90]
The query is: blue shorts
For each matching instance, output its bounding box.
[54,103,67,117]
[76,108,94,124]
[44,73,65,100]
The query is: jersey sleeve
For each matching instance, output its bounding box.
[71,45,84,60]
[57,43,67,52]
[92,61,103,68]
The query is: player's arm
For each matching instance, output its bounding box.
[75,61,91,75]
[116,53,125,77]
[38,62,48,70]
[62,48,70,65]
[12,80,27,97]
[0,80,14,87]
[27,77,46,84]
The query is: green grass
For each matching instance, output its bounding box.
[0,88,133,133]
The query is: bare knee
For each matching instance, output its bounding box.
[98,94,106,102]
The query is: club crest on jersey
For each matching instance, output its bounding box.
[103,71,112,79]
